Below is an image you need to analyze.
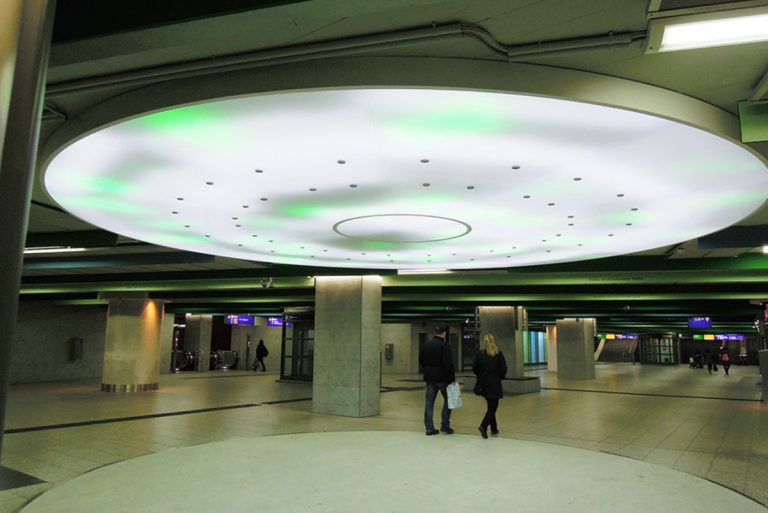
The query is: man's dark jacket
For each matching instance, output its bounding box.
[419,336,455,384]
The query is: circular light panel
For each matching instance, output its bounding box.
[44,88,768,269]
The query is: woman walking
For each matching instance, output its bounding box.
[473,334,508,439]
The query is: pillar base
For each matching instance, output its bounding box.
[101,382,159,393]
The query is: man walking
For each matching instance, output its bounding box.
[419,325,456,435]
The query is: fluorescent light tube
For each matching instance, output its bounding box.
[24,246,87,255]
[647,7,768,53]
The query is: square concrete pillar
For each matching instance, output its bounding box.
[556,318,596,380]
[478,306,524,378]
[101,293,165,392]
[185,314,212,372]
[546,325,558,372]
[313,276,381,417]
[759,349,768,402]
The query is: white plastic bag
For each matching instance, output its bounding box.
[447,382,462,409]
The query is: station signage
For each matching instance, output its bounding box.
[688,316,711,329]
[691,333,744,341]
[602,333,638,340]
[225,314,254,326]
[267,317,283,327]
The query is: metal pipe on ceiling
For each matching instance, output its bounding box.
[45,23,646,97]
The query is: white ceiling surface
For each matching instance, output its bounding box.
[43,88,768,269]
[33,0,768,267]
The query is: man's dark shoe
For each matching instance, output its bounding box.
[426,429,439,436]
[440,427,454,434]
[478,426,488,439]
[491,429,499,436]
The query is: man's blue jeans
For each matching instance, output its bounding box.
[424,382,451,431]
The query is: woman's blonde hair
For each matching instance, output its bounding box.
[482,334,499,356]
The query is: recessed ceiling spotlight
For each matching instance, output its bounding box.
[205,235,211,238]
[626,223,633,226]
[361,252,366,255]
[608,234,614,237]
[251,234,258,237]
[631,207,639,211]
[235,224,241,227]
[568,223,574,226]
[260,197,268,201]
[350,184,358,188]
[237,244,243,247]
[523,195,531,199]
[177,197,184,201]
[255,169,263,173]
[184,225,191,228]
[232,217,238,220]
[206,181,214,185]
[171,211,178,215]
[548,203,555,206]
[271,250,275,253]
[547,250,551,253]
[268,239,274,243]
[420,159,429,163]
[511,165,521,170]
[542,239,547,242]
[567,215,574,218]
[556,234,561,237]
[578,243,583,246]
[422,183,430,187]
[574,177,582,181]
[617,193,625,197]
[309,188,317,192]
[489,249,494,253]
[242,205,249,209]
[467,186,475,190]
[337,159,346,164]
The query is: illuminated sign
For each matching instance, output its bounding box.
[715,334,744,341]
[226,315,254,326]
[267,317,284,327]
[688,316,711,329]
[703,334,715,340]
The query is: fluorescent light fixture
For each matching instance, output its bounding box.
[763,245,768,254]
[43,88,768,270]
[647,6,768,53]
[397,269,453,275]
[23,246,87,255]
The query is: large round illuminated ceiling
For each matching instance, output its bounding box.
[45,88,768,270]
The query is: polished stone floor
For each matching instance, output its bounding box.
[0,363,766,512]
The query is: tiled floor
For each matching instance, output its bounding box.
[0,363,766,512]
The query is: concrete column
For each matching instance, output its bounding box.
[546,325,558,372]
[101,294,165,392]
[0,0,55,458]
[313,276,381,417]
[478,306,524,378]
[759,350,768,403]
[159,312,175,374]
[185,315,213,372]
[556,318,596,380]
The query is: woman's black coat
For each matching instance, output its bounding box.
[472,351,508,399]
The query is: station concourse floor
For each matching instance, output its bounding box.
[0,363,766,512]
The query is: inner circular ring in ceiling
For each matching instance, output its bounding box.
[43,87,768,270]
[333,214,472,243]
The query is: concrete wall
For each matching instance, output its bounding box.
[381,323,412,374]
[556,318,596,380]
[159,312,175,374]
[11,302,107,384]
[230,321,282,371]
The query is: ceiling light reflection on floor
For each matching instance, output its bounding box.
[44,88,768,270]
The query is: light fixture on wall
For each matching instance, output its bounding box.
[23,246,87,255]
[646,5,768,53]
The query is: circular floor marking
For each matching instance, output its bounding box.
[21,431,766,513]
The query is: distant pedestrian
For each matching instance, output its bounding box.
[704,348,716,374]
[719,345,731,376]
[254,339,269,371]
[473,334,508,439]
